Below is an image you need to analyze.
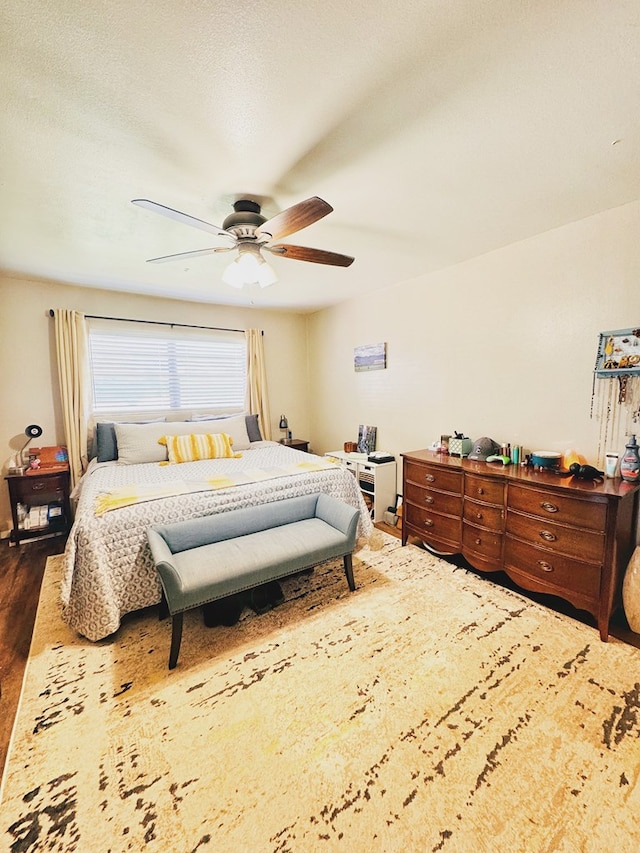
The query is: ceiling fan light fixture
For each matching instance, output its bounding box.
[221,260,246,289]
[222,245,278,289]
[257,260,278,288]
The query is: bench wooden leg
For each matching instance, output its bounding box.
[159,590,169,621]
[343,553,355,591]
[169,612,184,670]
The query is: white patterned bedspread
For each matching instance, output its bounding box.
[62,442,373,641]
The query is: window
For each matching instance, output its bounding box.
[87,319,246,416]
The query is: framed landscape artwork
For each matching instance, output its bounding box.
[354,343,386,372]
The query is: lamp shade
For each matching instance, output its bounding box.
[222,249,278,289]
[279,415,288,430]
[15,423,43,470]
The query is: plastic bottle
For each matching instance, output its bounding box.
[620,435,640,483]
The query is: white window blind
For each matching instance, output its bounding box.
[88,319,247,415]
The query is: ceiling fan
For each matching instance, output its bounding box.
[131,196,355,288]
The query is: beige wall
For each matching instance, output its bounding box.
[0,277,309,537]
[307,201,640,494]
[2,200,639,536]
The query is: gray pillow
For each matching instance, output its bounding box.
[95,422,119,463]
[245,414,262,443]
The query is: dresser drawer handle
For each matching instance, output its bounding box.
[475,538,482,545]
[425,474,435,482]
[477,487,484,495]
[424,519,434,527]
[539,530,557,542]
[475,511,483,520]
[424,496,434,504]
[537,560,554,572]
[32,483,45,491]
[541,501,559,513]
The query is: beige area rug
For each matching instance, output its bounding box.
[1,535,640,853]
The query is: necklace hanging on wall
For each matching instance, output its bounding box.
[618,374,628,404]
[592,327,640,466]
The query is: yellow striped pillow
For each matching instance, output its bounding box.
[158,433,241,463]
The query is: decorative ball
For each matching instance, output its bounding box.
[623,547,640,632]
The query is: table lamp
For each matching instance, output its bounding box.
[10,424,43,474]
[279,415,289,442]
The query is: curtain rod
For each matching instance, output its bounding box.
[48,309,261,335]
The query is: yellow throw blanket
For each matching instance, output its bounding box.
[94,459,340,516]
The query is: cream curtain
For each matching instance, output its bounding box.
[245,329,272,440]
[54,309,91,488]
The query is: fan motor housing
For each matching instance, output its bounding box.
[223,199,266,238]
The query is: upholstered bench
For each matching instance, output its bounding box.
[147,493,360,668]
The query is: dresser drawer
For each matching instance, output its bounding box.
[405,502,461,547]
[506,511,604,563]
[462,523,503,561]
[507,484,607,532]
[504,536,601,600]
[405,480,462,516]
[401,448,640,642]
[464,474,505,505]
[463,498,504,531]
[404,461,461,494]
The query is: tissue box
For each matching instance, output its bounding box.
[449,437,472,457]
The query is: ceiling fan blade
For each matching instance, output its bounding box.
[146,246,235,264]
[132,199,235,243]
[255,197,333,242]
[265,244,355,267]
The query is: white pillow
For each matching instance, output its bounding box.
[114,421,220,464]
[189,412,237,421]
[186,414,251,451]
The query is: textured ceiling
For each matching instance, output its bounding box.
[1,1,639,312]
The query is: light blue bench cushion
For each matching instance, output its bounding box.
[148,493,359,613]
[169,517,349,609]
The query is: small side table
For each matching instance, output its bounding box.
[280,439,310,453]
[5,467,72,545]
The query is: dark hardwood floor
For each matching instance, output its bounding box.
[1,524,637,785]
[0,534,66,781]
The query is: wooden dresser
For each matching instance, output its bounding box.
[402,449,640,640]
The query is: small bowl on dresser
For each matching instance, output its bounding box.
[531,451,562,469]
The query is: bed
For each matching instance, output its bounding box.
[62,437,373,641]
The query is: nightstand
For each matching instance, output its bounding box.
[5,468,72,545]
[280,439,310,453]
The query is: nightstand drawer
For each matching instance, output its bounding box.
[17,474,67,498]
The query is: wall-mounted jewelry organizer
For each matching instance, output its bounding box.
[591,327,640,464]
